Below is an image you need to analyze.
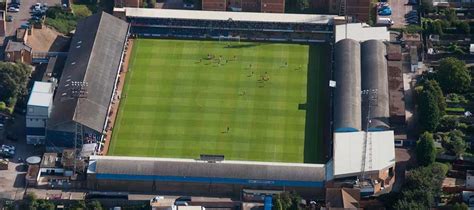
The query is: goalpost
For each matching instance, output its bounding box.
[219,35,241,45]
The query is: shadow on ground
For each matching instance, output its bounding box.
[303,44,330,164]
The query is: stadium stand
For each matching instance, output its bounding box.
[119,8,335,42]
[361,40,390,130]
[46,12,129,151]
[202,0,285,13]
[87,156,326,197]
[333,39,362,132]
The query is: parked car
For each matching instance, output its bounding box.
[0,149,15,158]
[378,7,392,16]
[1,145,15,151]
[8,2,20,8]
[7,7,20,12]
[6,134,19,141]
[408,0,418,5]
[175,196,191,203]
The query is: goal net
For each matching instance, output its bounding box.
[219,35,241,45]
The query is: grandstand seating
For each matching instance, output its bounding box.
[129,17,333,42]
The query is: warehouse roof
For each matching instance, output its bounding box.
[88,156,326,183]
[28,81,54,107]
[32,81,53,93]
[332,131,395,178]
[124,7,335,24]
[48,12,129,132]
[28,92,53,107]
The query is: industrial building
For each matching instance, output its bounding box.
[26,81,54,144]
[46,12,129,151]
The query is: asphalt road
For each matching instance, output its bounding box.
[390,0,415,29]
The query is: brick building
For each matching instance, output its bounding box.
[312,0,371,22]
[114,0,141,8]
[202,0,285,13]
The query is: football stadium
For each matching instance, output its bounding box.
[46,8,395,198]
[108,39,329,164]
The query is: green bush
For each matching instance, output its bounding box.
[45,7,78,34]
[405,24,423,34]
[72,4,92,18]
[446,93,468,104]
[0,101,6,110]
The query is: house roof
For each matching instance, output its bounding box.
[332,130,395,178]
[5,40,32,52]
[326,188,360,209]
[47,12,129,132]
[124,7,335,24]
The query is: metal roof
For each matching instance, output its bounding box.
[361,40,389,129]
[334,39,361,131]
[335,23,389,43]
[88,156,326,183]
[32,81,53,93]
[48,12,129,132]
[124,7,335,24]
[27,92,53,107]
[332,131,395,178]
[28,81,54,107]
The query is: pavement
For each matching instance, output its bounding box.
[393,147,415,192]
[0,114,44,200]
[389,0,415,29]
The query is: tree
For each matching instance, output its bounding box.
[420,0,434,14]
[416,132,436,166]
[451,136,467,158]
[0,62,31,104]
[452,202,469,210]
[418,90,440,131]
[423,80,446,116]
[393,163,448,209]
[70,200,86,210]
[272,192,300,210]
[87,200,103,210]
[443,130,467,158]
[457,21,470,34]
[436,57,471,93]
[36,200,55,210]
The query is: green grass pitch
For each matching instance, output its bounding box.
[108,39,328,163]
